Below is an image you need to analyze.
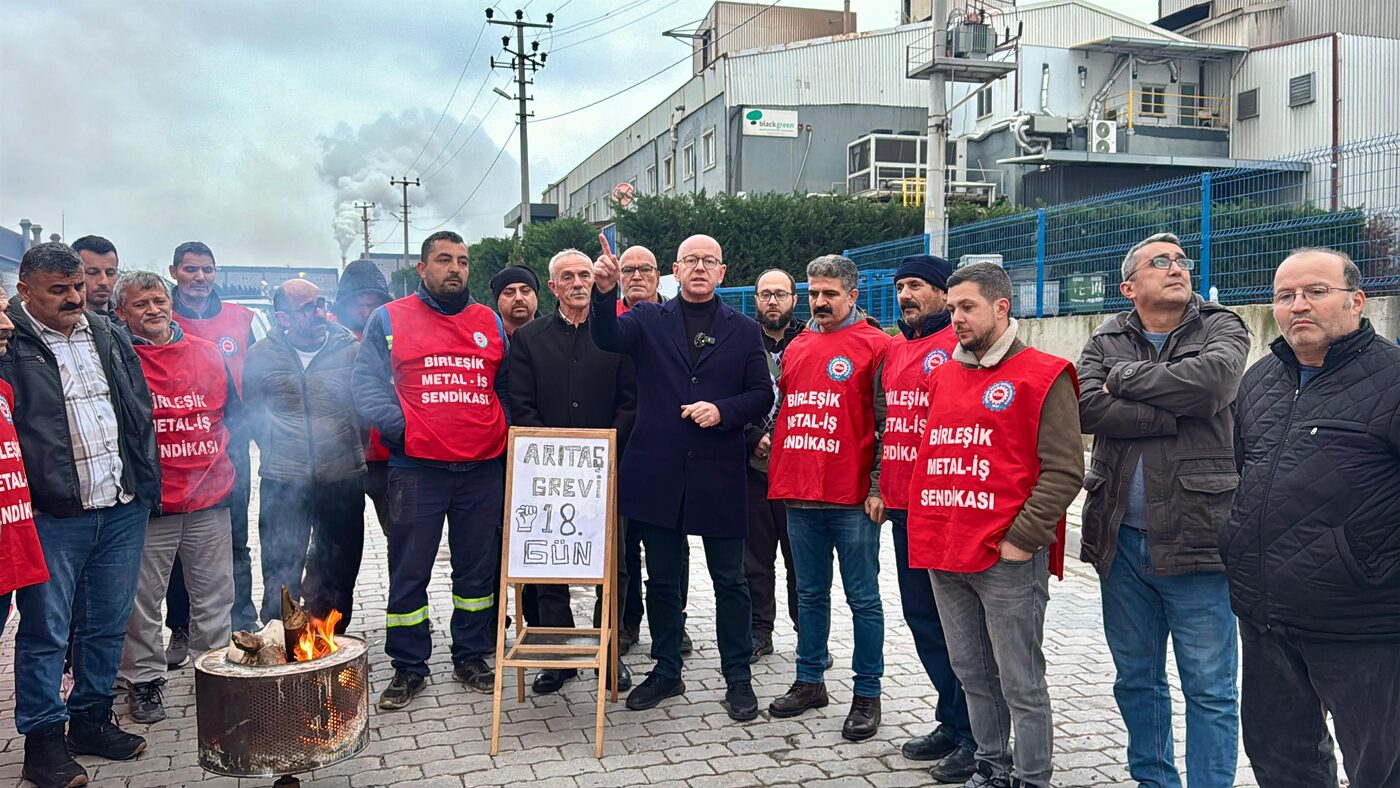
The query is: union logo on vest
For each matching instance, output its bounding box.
[922,348,950,375]
[0,395,11,424]
[472,331,488,348]
[982,381,1016,412]
[216,336,239,357]
[826,355,854,382]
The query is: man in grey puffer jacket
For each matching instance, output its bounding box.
[1076,232,1248,788]
[243,279,366,631]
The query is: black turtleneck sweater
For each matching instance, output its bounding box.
[680,296,719,363]
[900,308,952,340]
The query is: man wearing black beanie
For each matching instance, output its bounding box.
[490,265,539,337]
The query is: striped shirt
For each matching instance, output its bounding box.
[22,304,129,509]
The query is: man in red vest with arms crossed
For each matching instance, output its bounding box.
[766,254,891,741]
[112,271,238,724]
[354,230,510,711]
[907,262,1083,788]
[167,241,258,645]
[880,254,977,782]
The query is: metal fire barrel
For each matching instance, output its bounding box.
[195,635,370,777]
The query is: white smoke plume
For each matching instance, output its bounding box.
[317,107,518,258]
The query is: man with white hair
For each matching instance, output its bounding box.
[508,249,637,695]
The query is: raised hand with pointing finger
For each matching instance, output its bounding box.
[593,233,620,294]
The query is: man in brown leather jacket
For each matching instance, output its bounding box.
[1076,232,1248,788]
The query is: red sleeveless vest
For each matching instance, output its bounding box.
[0,380,49,595]
[179,302,256,395]
[135,335,235,514]
[384,297,507,463]
[880,325,958,511]
[768,320,891,506]
[907,346,1075,577]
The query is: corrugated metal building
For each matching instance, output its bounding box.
[1159,0,1400,49]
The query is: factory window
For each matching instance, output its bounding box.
[1140,85,1167,116]
[663,154,675,191]
[1289,73,1315,107]
[645,165,658,194]
[1237,88,1259,120]
[702,128,717,171]
[682,142,697,181]
[976,86,993,119]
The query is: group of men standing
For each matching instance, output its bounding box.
[0,222,1396,788]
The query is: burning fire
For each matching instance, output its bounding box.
[294,609,342,662]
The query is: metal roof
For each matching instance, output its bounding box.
[1070,35,1248,60]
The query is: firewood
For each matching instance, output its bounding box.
[225,620,288,665]
[282,585,308,661]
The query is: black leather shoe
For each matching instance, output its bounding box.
[453,659,495,694]
[680,629,693,655]
[595,661,633,692]
[23,722,89,788]
[377,670,427,710]
[929,746,978,783]
[532,668,577,694]
[841,695,881,741]
[66,706,146,761]
[767,681,828,718]
[625,672,685,710]
[903,727,960,761]
[725,680,759,721]
[749,637,774,664]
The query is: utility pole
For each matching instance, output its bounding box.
[354,201,376,260]
[390,177,420,272]
[926,0,950,256]
[488,8,553,231]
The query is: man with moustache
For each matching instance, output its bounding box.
[245,280,366,631]
[73,235,120,318]
[743,268,803,663]
[331,261,395,534]
[508,248,637,695]
[354,230,511,710]
[0,281,49,636]
[492,265,540,337]
[907,262,1083,788]
[113,271,238,724]
[1077,233,1247,788]
[2,243,159,788]
[881,254,976,782]
[591,233,772,720]
[1224,248,1400,787]
[766,254,891,741]
[166,240,259,659]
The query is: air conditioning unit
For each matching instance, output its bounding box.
[1090,120,1118,153]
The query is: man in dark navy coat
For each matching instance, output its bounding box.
[591,233,773,722]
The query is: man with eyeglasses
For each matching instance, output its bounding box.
[1076,232,1248,788]
[244,279,367,632]
[742,269,804,664]
[1224,247,1400,787]
[591,234,773,722]
[617,246,665,312]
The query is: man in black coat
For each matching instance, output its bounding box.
[1,242,160,788]
[591,233,773,722]
[1224,247,1400,788]
[509,248,637,695]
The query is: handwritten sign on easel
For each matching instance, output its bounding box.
[491,427,619,758]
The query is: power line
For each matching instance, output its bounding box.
[535,0,783,124]
[551,2,673,54]
[415,124,519,231]
[418,71,503,178]
[408,22,489,172]
[421,85,510,183]
[551,0,654,35]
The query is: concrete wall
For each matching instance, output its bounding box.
[1019,295,1400,367]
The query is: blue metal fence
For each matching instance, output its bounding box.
[718,134,1400,323]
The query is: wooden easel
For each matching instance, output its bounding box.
[490,427,619,758]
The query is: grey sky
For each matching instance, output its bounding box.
[0,0,1161,269]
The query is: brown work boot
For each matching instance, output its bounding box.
[842,695,881,741]
[767,680,828,718]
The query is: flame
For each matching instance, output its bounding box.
[294,609,342,662]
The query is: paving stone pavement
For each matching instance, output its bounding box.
[0,476,1271,787]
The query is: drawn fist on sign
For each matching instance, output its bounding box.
[514,504,539,532]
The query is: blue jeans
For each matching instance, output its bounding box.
[787,507,883,697]
[1102,525,1238,788]
[14,501,149,734]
